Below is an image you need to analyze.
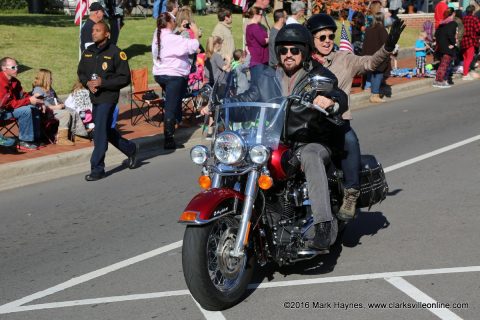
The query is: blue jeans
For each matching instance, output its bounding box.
[249,64,267,86]
[1,105,40,142]
[342,124,361,190]
[154,75,187,124]
[371,72,384,94]
[90,103,135,175]
[364,73,371,89]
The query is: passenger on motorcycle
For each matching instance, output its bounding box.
[305,14,405,221]
[227,24,349,251]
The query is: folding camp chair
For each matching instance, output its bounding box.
[182,78,206,121]
[181,53,206,121]
[0,109,19,139]
[130,68,164,127]
[1,91,19,140]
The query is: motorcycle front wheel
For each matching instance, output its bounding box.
[182,214,256,311]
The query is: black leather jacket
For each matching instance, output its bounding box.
[228,64,348,148]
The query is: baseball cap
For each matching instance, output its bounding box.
[89,2,109,17]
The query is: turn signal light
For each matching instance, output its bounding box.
[179,211,197,222]
[258,175,273,190]
[198,175,211,189]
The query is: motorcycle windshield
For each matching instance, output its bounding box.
[216,101,286,150]
[211,65,286,150]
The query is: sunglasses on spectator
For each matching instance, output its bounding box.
[4,65,18,70]
[314,34,336,42]
[279,46,301,55]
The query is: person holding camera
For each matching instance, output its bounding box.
[152,12,199,149]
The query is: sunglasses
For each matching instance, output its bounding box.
[314,34,336,42]
[5,65,18,70]
[278,46,301,55]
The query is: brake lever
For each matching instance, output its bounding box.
[309,103,345,126]
[308,102,329,116]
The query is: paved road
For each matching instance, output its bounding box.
[1,82,479,320]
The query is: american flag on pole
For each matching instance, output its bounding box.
[232,0,247,11]
[339,23,354,53]
[74,0,88,25]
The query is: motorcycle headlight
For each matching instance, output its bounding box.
[213,132,246,164]
[190,145,209,165]
[249,145,270,164]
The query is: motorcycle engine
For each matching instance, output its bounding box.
[263,181,313,264]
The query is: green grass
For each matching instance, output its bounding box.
[0,13,418,95]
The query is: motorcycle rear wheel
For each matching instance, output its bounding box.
[182,215,256,311]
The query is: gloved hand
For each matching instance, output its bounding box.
[385,19,406,52]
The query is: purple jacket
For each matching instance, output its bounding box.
[246,23,269,67]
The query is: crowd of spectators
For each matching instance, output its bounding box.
[2,0,480,151]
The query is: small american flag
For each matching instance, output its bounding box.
[74,0,88,25]
[232,0,247,11]
[339,23,354,53]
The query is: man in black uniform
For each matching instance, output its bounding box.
[78,21,138,181]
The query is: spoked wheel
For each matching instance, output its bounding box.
[182,215,256,311]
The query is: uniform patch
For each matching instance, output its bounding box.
[103,56,112,60]
[119,51,127,60]
[102,62,108,70]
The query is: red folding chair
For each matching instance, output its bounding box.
[130,68,164,127]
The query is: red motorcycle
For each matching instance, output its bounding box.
[178,75,388,310]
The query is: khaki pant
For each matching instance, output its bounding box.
[53,107,89,137]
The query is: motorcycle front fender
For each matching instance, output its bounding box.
[178,188,245,225]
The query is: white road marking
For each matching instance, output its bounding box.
[386,277,463,320]
[2,266,479,314]
[2,135,480,317]
[383,135,480,173]
[192,296,227,320]
[1,290,190,314]
[0,240,183,314]
[248,266,480,290]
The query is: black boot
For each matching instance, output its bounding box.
[164,119,177,150]
[308,221,332,251]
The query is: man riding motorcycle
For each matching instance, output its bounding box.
[226,24,348,251]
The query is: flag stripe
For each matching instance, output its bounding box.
[339,23,354,53]
[74,0,88,25]
[232,0,247,10]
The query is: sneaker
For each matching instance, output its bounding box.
[17,141,39,151]
[0,134,16,147]
[337,188,360,221]
[462,74,475,81]
[447,78,454,85]
[205,133,213,140]
[432,81,450,88]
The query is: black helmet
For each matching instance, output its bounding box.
[305,13,337,35]
[275,24,313,61]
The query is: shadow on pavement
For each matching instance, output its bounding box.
[251,211,389,283]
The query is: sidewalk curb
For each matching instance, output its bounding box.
[349,77,435,108]
[0,126,204,191]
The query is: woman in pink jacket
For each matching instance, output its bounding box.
[152,12,199,149]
